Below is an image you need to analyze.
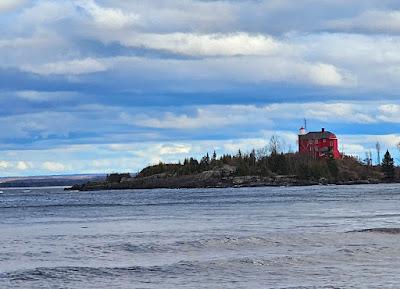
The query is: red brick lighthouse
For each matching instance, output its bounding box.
[298,127,341,159]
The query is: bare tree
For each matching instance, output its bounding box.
[364,151,372,166]
[268,135,281,155]
[376,142,381,165]
[256,147,268,160]
[369,150,373,166]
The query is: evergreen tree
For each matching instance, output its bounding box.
[268,153,289,175]
[249,149,256,166]
[212,150,217,163]
[200,153,211,171]
[382,150,395,180]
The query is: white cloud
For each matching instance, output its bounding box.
[303,103,376,124]
[0,0,26,12]
[133,111,229,130]
[327,10,400,34]
[76,0,139,29]
[119,32,280,57]
[0,0,383,89]
[378,104,400,122]
[87,31,349,86]
[261,60,351,87]
[19,1,75,24]
[42,161,66,172]
[16,161,32,170]
[306,63,347,86]
[374,134,400,149]
[130,105,274,129]
[104,55,352,88]
[100,0,237,33]
[0,37,38,49]
[159,144,191,155]
[3,0,400,91]
[0,161,10,170]
[341,134,400,152]
[130,102,377,131]
[0,111,79,140]
[0,31,71,69]
[105,142,190,154]
[23,58,108,75]
[341,144,366,155]
[89,0,380,36]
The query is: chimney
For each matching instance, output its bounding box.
[322,128,325,132]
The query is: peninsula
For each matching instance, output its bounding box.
[67,149,398,191]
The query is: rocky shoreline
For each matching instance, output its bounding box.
[66,170,382,191]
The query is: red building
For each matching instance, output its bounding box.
[298,127,341,159]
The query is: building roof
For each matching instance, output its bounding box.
[299,131,336,140]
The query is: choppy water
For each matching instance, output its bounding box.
[1,184,400,288]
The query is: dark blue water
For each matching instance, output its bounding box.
[1,184,400,288]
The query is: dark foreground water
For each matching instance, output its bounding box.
[1,184,400,288]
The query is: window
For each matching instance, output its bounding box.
[315,139,318,144]
[330,141,334,146]
[309,140,313,144]
[315,147,319,152]
[323,139,327,143]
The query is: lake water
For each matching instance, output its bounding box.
[1,184,400,288]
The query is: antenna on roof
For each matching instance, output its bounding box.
[304,118,307,131]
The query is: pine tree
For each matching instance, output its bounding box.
[247,149,255,166]
[212,150,217,159]
[382,150,395,180]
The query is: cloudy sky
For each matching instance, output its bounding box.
[1,0,400,176]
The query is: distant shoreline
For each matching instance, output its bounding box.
[0,174,105,188]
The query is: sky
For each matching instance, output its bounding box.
[1,0,400,176]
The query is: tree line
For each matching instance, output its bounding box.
[137,136,398,182]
